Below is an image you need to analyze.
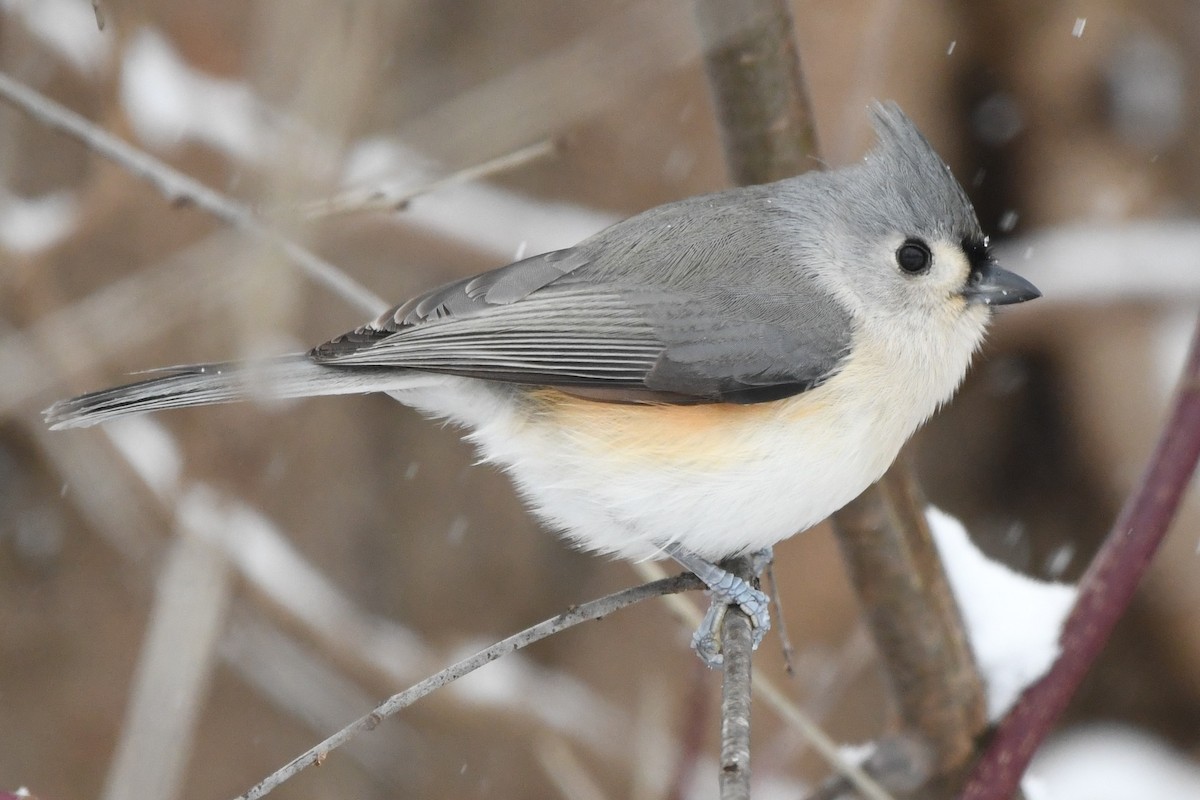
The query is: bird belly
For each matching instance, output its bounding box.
[464,384,908,561]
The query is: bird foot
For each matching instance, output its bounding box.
[665,545,772,668]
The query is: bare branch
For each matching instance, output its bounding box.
[632,561,897,800]
[831,465,987,778]
[693,0,819,185]
[232,573,700,800]
[0,71,387,317]
[959,318,1200,799]
[764,562,798,675]
[719,557,757,800]
[304,138,558,218]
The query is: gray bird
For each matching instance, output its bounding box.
[46,103,1040,665]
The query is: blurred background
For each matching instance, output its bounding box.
[1,1,1199,798]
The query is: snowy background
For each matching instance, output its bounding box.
[1,1,1199,799]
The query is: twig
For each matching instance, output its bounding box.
[719,556,757,800]
[232,574,700,800]
[764,562,798,675]
[959,318,1200,799]
[632,561,896,800]
[693,0,819,185]
[304,138,558,218]
[0,71,387,317]
[831,464,987,780]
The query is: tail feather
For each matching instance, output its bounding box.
[44,355,425,429]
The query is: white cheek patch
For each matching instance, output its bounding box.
[929,241,973,292]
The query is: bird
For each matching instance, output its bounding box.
[45,102,1040,666]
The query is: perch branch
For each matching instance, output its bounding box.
[232,573,700,800]
[632,562,895,800]
[719,556,757,800]
[0,71,387,316]
[959,318,1200,799]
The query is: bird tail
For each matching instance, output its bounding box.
[44,355,430,430]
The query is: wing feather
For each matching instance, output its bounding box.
[312,202,855,403]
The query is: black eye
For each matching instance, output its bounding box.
[896,239,932,274]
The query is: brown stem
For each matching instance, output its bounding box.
[832,464,988,784]
[959,320,1200,800]
[693,0,818,185]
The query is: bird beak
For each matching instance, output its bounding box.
[962,260,1041,306]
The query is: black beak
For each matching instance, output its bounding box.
[962,260,1041,306]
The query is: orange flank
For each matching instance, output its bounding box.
[522,387,830,468]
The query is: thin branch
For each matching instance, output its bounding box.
[764,562,798,675]
[232,574,700,800]
[994,222,1200,304]
[0,71,387,317]
[632,561,897,800]
[303,138,558,218]
[959,318,1200,800]
[719,557,757,800]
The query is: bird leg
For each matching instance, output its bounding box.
[664,544,772,668]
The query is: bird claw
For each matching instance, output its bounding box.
[691,581,771,668]
[665,545,773,668]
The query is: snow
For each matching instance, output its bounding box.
[0,190,79,254]
[2,0,111,73]
[927,507,1078,719]
[1028,724,1200,799]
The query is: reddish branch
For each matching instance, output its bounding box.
[960,320,1200,800]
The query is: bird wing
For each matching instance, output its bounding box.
[313,224,853,404]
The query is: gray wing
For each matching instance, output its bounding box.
[313,203,854,404]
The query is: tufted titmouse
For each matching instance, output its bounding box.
[46,103,1039,664]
